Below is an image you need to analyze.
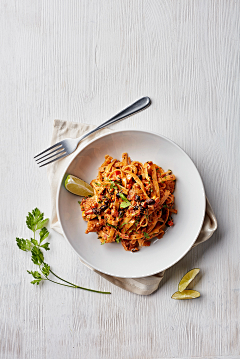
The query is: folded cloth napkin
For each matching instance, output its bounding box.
[47,120,217,295]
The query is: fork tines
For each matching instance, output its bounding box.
[34,142,67,167]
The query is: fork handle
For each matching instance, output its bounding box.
[78,97,151,143]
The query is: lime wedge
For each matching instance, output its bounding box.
[171,290,200,300]
[65,175,94,197]
[178,268,200,292]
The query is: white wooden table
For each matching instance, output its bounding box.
[1,1,239,358]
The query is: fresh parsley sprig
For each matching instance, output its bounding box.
[16,208,110,294]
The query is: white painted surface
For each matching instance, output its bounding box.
[0,1,239,358]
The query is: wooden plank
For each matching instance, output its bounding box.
[0,0,239,358]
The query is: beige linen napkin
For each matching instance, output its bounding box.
[47,120,217,295]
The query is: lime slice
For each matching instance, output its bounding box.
[178,268,200,292]
[171,290,200,300]
[65,175,94,197]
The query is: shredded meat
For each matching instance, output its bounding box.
[81,197,97,211]
[85,219,102,234]
[121,239,139,252]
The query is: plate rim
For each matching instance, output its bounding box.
[56,129,206,278]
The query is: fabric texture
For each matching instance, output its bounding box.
[47,120,217,295]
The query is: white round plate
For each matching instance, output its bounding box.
[57,130,205,278]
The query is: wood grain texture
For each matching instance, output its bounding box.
[0,0,239,358]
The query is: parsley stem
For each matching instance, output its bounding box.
[75,286,111,294]
[49,269,74,286]
[46,277,77,288]
[38,266,77,288]
[49,269,111,294]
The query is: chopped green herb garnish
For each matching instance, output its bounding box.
[101,240,106,245]
[94,183,101,186]
[119,193,131,208]
[120,201,131,208]
[115,234,120,243]
[78,201,81,204]
[119,193,128,201]
[144,232,150,239]
[120,222,128,228]
[110,181,118,190]
[107,223,117,229]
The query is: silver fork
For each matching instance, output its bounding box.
[34,97,151,167]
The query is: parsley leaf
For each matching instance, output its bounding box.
[27,270,42,279]
[36,218,48,231]
[119,193,131,208]
[31,246,44,265]
[94,182,101,186]
[31,279,42,285]
[30,238,39,246]
[41,263,50,277]
[144,232,150,239]
[120,201,131,208]
[101,240,106,245]
[40,242,50,251]
[115,234,120,243]
[26,208,45,232]
[16,238,32,251]
[119,193,128,201]
[39,227,49,243]
[27,270,43,285]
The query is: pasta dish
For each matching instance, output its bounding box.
[80,153,177,252]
